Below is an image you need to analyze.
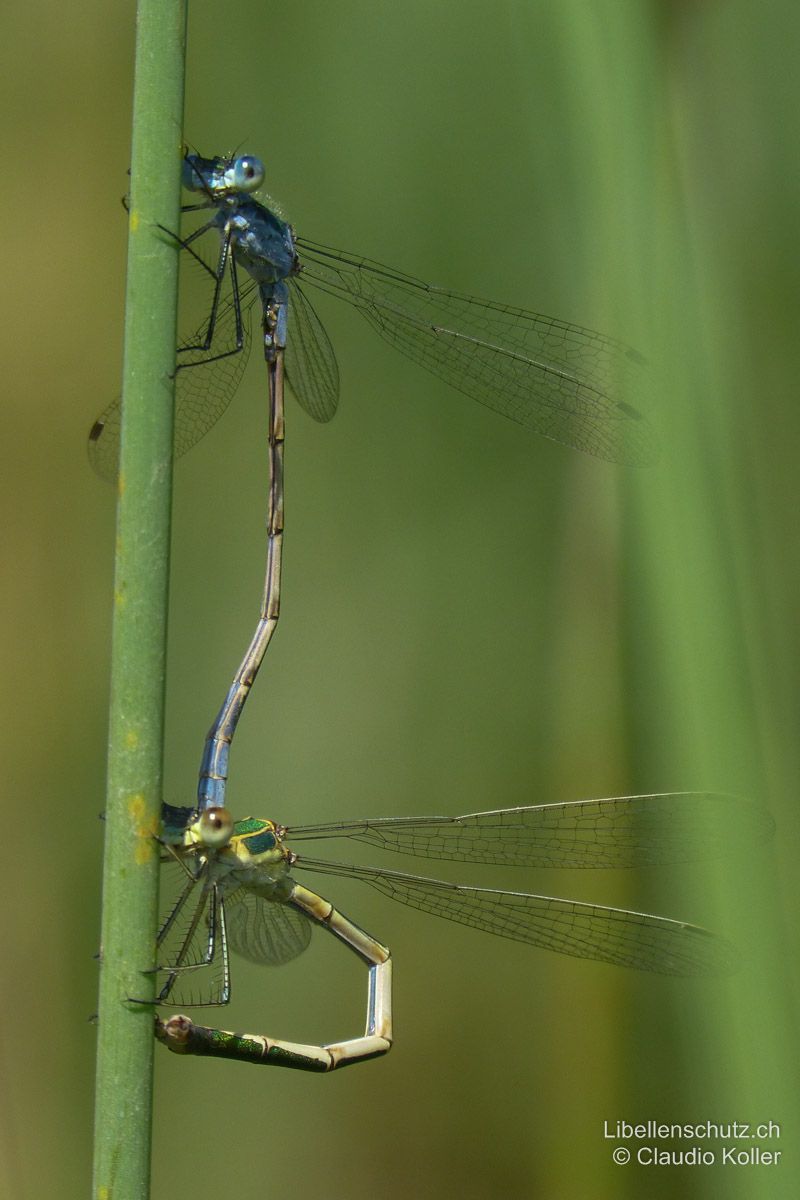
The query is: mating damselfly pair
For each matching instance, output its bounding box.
[90,150,657,816]
[153,792,770,1071]
[91,152,766,1071]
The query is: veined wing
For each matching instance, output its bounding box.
[285,278,340,422]
[89,275,340,481]
[88,275,258,483]
[170,272,339,430]
[287,792,772,869]
[296,237,658,466]
[154,864,313,1002]
[224,885,313,966]
[155,858,228,1007]
[296,857,733,976]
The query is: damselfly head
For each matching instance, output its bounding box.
[182,152,265,198]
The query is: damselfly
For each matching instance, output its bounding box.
[89,152,656,816]
[89,151,657,484]
[152,792,770,1072]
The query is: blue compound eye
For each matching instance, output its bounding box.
[232,155,265,192]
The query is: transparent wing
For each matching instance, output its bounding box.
[173,282,256,457]
[87,269,340,479]
[154,858,228,1007]
[285,278,340,422]
[297,857,733,976]
[87,265,259,483]
[288,792,772,869]
[87,398,123,483]
[296,237,657,466]
[224,886,313,965]
[88,224,657,479]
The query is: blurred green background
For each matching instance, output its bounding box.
[2,1,798,1197]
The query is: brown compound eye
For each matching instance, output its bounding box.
[197,807,234,848]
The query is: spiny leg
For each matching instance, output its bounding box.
[156,882,392,1072]
[161,219,247,367]
[150,876,229,1006]
[179,226,241,358]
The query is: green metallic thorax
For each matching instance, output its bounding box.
[230,818,286,864]
[179,814,292,893]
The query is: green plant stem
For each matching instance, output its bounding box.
[92,3,187,1197]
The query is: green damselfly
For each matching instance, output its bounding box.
[152,792,770,1072]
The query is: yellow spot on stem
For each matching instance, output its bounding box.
[128,793,159,865]
[128,793,146,822]
[129,209,140,233]
[135,836,156,866]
